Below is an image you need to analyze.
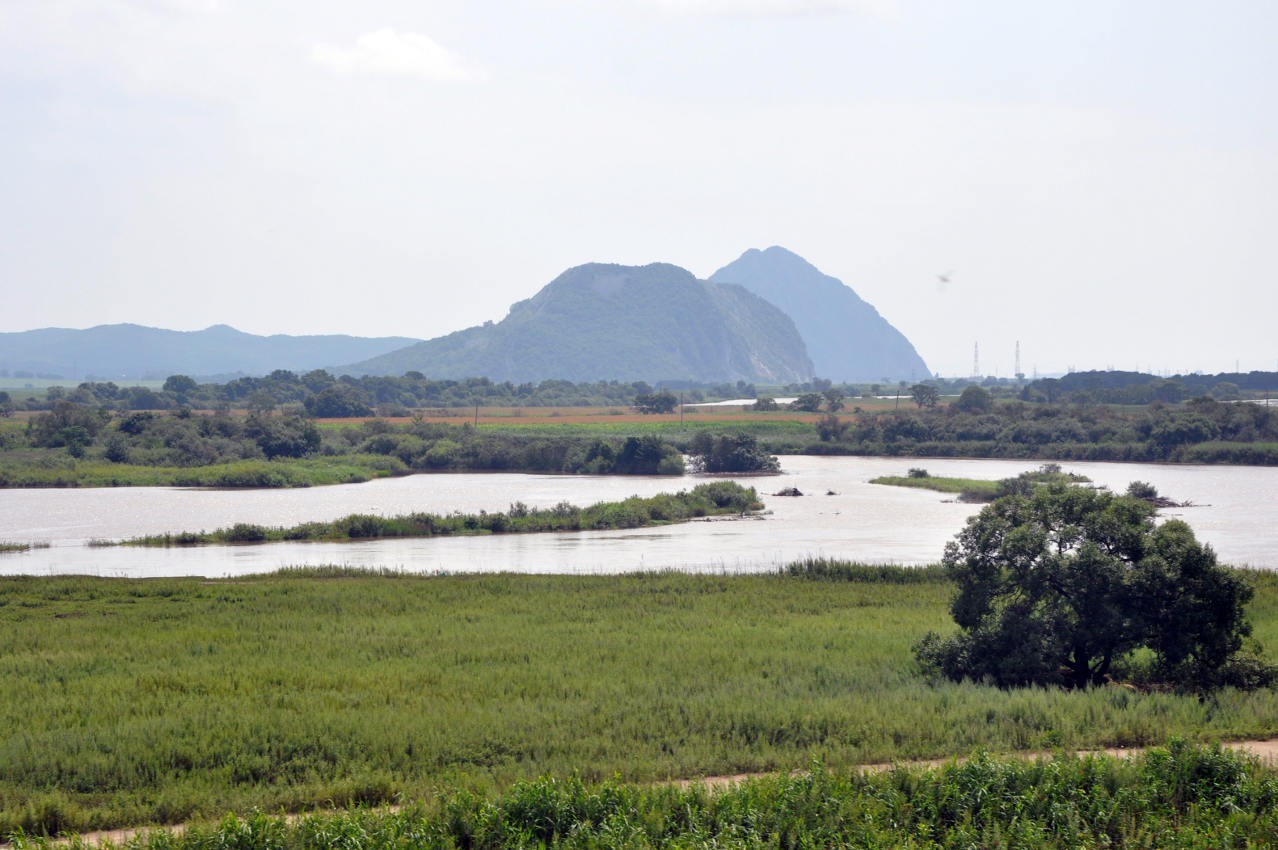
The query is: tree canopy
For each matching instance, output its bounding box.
[915,481,1273,692]
[633,390,678,414]
[688,432,779,473]
[910,383,939,409]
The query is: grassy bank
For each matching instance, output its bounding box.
[0,455,406,488]
[4,566,1278,835]
[109,481,761,546]
[869,473,1000,502]
[11,743,1278,847]
[870,464,1091,503]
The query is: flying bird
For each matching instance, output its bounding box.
[936,270,954,292]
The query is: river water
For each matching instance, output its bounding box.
[0,457,1274,577]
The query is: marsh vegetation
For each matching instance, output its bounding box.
[107,482,761,547]
[4,565,1278,836]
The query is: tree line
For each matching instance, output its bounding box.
[818,393,1278,463]
[1,373,760,416]
[8,403,788,480]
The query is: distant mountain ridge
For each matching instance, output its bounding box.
[710,247,930,382]
[4,248,929,385]
[0,324,421,381]
[342,263,815,383]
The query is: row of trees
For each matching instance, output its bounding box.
[25,403,321,463]
[20,406,789,475]
[820,395,1278,461]
[6,374,756,416]
[1024,370,1278,404]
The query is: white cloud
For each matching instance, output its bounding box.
[635,0,896,17]
[311,28,479,81]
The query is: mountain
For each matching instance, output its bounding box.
[710,247,931,382]
[0,324,422,381]
[343,262,815,383]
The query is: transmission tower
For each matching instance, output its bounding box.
[1014,341,1024,381]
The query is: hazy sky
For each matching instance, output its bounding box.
[2,1,1274,378]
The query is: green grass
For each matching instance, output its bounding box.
[110,482,761,546]
[0,454,406,488]
[870,465,1091,503]
[11,744,1278,847]
[4,566,1278,835]
[870,474,1000,501]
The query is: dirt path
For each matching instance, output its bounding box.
[671,736,1278,790]
[11,738,1278,847]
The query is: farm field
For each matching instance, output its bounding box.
[5,564,1278,837]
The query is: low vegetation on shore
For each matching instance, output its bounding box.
[106,481,761,547]
[870,463,1088,503]
[0,541,47,554]
[10,742,1278,848]
[4,565,1278,836]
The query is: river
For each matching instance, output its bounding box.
[0,456,1274,577]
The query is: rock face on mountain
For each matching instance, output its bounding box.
[0,324,421,381]
[345,263,815,383]
[710,247,930,382]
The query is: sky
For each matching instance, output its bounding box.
[1,0,1275,379]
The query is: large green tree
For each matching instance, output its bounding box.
[633,390,678,414]
[910,383,939,409]
[688,432,779,473]
[953,384,993,413]
[916,482,1271,691]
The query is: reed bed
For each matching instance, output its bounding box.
[2,567,1278,836]
[108,482,760,547]
[0,541,45,554]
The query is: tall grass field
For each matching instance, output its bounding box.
[3,565,1278,837]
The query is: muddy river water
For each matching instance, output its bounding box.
[0,456,1274,577]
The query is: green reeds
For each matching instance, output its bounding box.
[8,743,1278,847]
[108,481,762,547]
[3,567,1278,835]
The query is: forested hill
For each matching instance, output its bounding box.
[342,263,816,383]
[0,324,421,381]
[710,246,930,382]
